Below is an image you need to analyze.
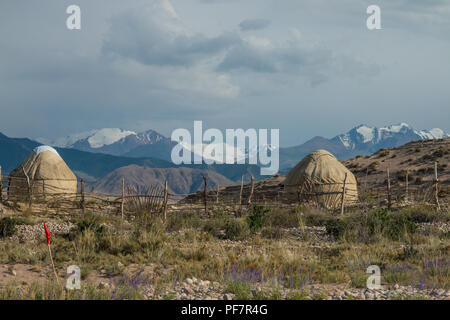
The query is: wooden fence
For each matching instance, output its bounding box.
[0,161,447,218]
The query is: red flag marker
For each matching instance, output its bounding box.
[43,221,51,245]
[43,221,61,287]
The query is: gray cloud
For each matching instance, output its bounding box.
[0,0,448,146]
[239,19,271,31]
[102,7,242,67]
[217,39,379,86]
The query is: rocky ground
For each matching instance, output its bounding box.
[152,277,450,300]
[0,217,448,300]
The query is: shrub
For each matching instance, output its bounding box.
[246,205,270,232]
[0,217,18,238]
[377,149,390,157]
[324,219,347,239]
[323,209,417,242]
[224,219,250,240]
[303,209,330,226]
[77,218,107,235]
[265,208,302,228]
[368,209,416,241]
[166,211,202,232]
[396,170,408,182]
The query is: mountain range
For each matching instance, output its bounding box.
[0,132,261,186]
[36,123,449,170]
[1,122,447,194]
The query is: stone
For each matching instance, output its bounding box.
[223,294,233,300]
[98,281,111,289]
[184,287,195,295]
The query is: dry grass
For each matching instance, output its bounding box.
[0,203,448,299]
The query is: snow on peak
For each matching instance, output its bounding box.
[414,128,446,140]
[382,122,410,133]
[36,130,98,148]
[87,128,136,148]
[356,125,374,143]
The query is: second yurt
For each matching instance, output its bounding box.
[283,150,358,208]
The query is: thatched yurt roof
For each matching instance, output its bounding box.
[284,150,357,208]
[8,146,77,200]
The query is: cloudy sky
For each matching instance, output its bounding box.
[0,0,449,146]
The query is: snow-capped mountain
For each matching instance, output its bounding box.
[331,123,449,152]
[37,123,448,170]
[37,128,172,156]
[278,123,449,169]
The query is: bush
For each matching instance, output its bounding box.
[303,209,330,227]
[266,208,302,228]
[166,211,202,231]
[322,209,417,242]
[397,170,408,182]
[367,209,416,241]
[246,205,270,232]
[324,218,347,239]
[0,217,18,238]
[224,219,250,240]
[77,218,107,235]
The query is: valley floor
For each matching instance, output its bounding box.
[0,203,449,300]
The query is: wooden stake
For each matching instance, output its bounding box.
[364,167,368,191]
[22,167,32,209]
[80,179,85,214]
[340,173,347,215]
[121,178,125,220]
[0,166,2,203]
[434,162,441,211]
[387,168,391,209]
[163,180,168,221]
[247,175,255,206]
[47,243,61,287]
[216,185,219,204]
[202,175,207,215]
[239,175,244,206]
[405,169,409,202]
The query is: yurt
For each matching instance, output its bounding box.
[8,146,77,200]
[283,150,358,208]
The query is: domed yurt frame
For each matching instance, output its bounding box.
[283,150,358,209]
[8,146,78,202]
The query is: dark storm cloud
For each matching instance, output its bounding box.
[239,19,271,31]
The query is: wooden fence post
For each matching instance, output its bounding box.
[239,175,244,206]
[247,175,254,206]
[163,180,168,221]
[216,185,219,204]
[22,167,32,209]
[0,166,2,203]
[80,179,85,214]
[364,167,368,191]
[405,169,409,202]
[387,168,391,209]
[202,175,207,215]
[340,173,347,215]
[121,178,125,220]
[434,162,441,211]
